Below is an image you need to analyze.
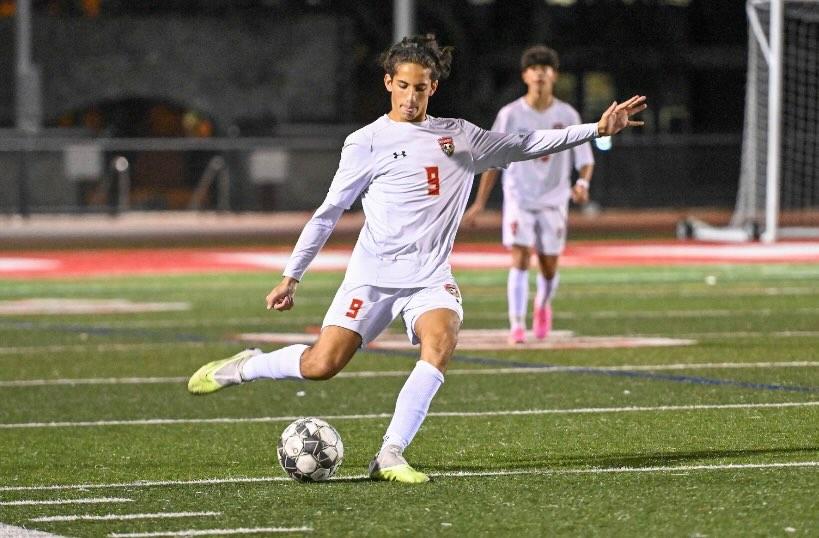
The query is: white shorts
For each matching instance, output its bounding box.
[502,197,568,255]
[322,280,464,347]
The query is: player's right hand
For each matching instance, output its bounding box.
[571,181,590,204]
[266,277,299,311]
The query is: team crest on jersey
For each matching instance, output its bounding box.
[444,283,462,304]
[438,136,455,156]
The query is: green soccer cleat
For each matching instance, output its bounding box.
[187,348,261,395]
[368,444,430,483]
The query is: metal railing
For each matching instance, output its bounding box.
[0,134,347,215]
[0,132,745,215]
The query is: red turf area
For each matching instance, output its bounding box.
[1,240,818,279]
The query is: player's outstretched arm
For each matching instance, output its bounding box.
[462,168,501,228]
[596,95,647,136]
[266,276,299,311]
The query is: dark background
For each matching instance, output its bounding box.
[0,0,748,211]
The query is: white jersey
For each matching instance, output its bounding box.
[493,97,594,210]
[285,114,598,288]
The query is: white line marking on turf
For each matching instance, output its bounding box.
[434,461,819,478]
[1,462,817,494]
[236,330,696,350]
[30,512,220,523]
[0,299,190,316]
[1,401,816,430]
[2,361,818,387]
[0,342,208,356]
[0,523,66,537]
[660,331,819,339]
[0,497,132,506]
[0,258,60,272]
[108,528,313,537]
[466,306,819,321]
[0,377,190,387]
[2,330,816,357]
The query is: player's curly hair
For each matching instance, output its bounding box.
[520,45,560,71]
[380,34,454,81]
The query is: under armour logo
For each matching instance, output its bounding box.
[393,151,407,159]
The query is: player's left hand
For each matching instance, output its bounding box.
[597,95,647,136]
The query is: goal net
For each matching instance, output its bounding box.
[687,0,819,242]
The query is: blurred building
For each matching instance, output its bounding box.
[0,0,747,212]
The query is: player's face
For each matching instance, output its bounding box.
[522,65,556,94]
[384,62,438,122]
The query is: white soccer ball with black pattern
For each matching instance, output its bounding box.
[277,417,344,482]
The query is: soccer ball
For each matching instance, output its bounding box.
[277,417,344,482]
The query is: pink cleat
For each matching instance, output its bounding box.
[508,326,526,345]
[533,304,552,339]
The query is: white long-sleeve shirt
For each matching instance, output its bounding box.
[283,114,598,287]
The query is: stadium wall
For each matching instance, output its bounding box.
[0,14,355,129]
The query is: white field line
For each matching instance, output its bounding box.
[8,284,815,328]
[559,286,819,298]
[0,523,66,538]
[0,497,132,506]
[0,342,208,356]
[662,331,819,339]
[0,377,190,387]
[2,361,819,388]
[1,330,817,357]
[2,328,817,357]
[108,528,313,537]
[468,306,819,321]
[0,299,190,316]
[1,401,817,430]
[3,303,817,332]
[434,461,819,477]
[1,462,817,495]
[30,512,220,523]
[2,264,817,293]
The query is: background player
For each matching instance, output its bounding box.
[462,45,594,344]
[188,35,645,483]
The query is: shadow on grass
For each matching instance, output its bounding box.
[436,445,819,473]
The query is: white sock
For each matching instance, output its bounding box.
[507,267,528,329]
[240,344,307,381]
[535,272,560,309]
[381,360,445,451]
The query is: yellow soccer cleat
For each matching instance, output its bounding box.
[187,348,261,395]
[368,444,430,483]
[370,463,430,484]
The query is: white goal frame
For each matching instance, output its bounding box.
[686,0,819,243]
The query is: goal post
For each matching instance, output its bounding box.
[685,0,819,242]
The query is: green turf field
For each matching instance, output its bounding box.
[1,264,817,537]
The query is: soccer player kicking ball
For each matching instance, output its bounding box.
[188,35,645,483]
[462,45,594,345]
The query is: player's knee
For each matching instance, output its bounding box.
[439,327,459,349]
[511,248,530,270]
[420,327,458,360]
[301,359,339,380]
